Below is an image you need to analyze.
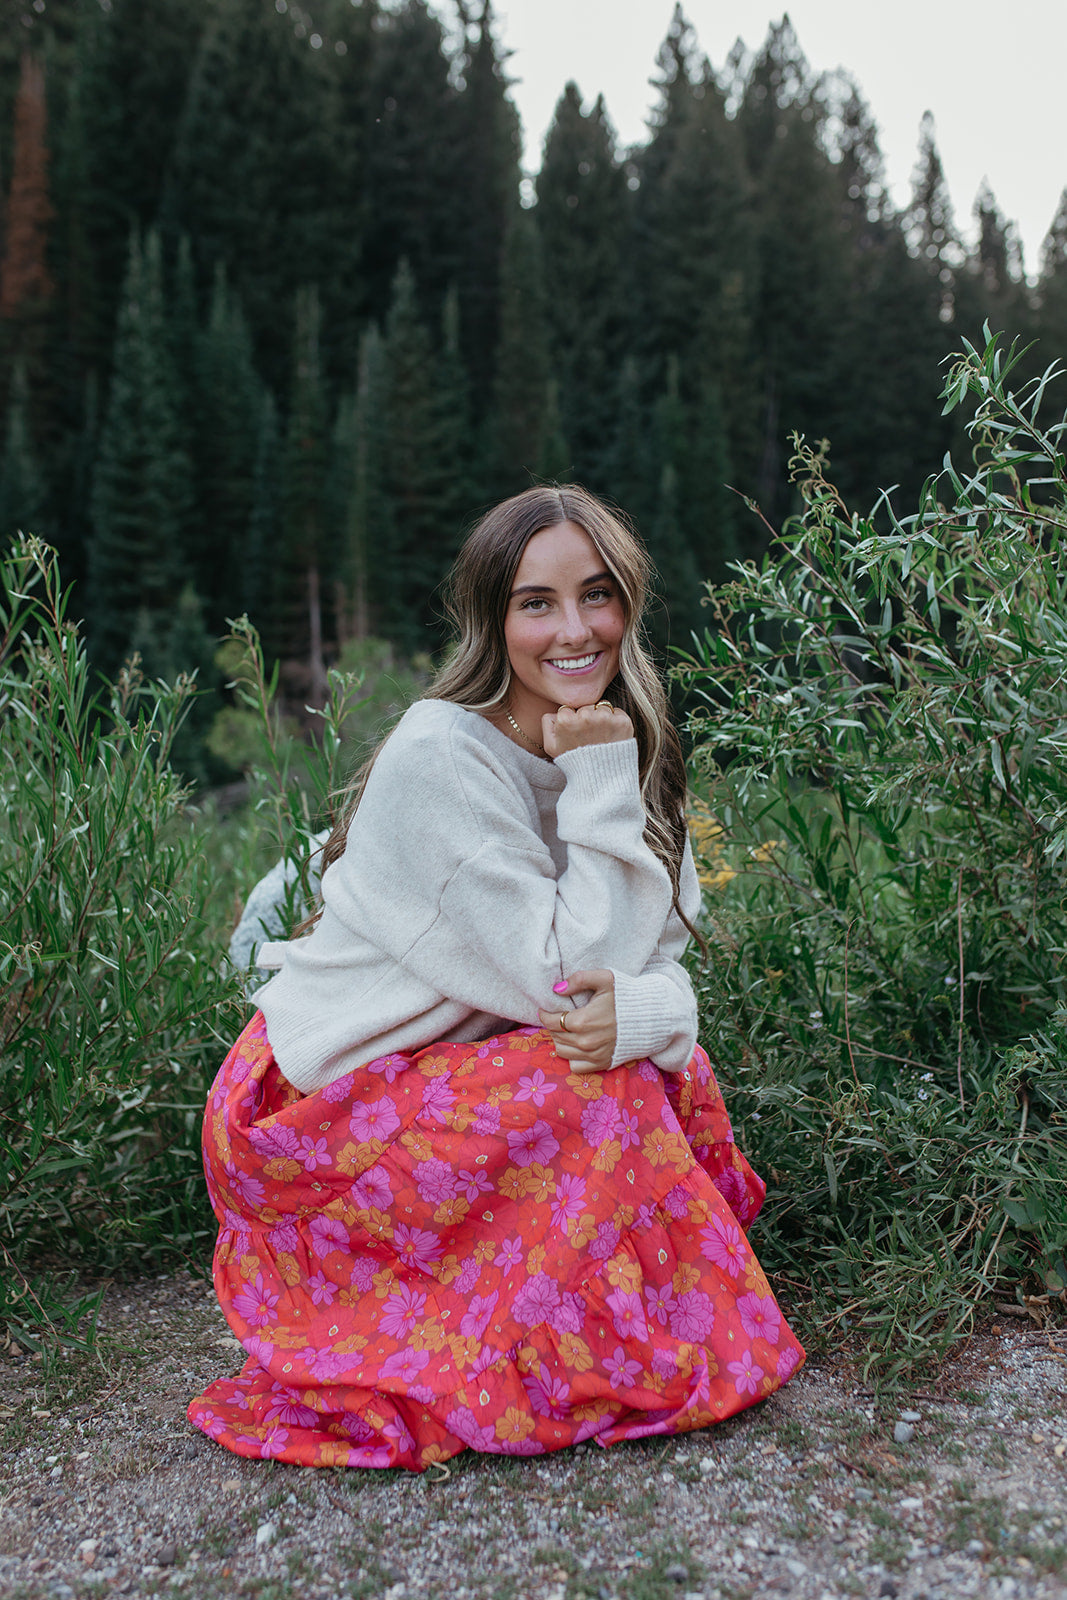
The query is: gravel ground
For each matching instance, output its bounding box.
[1,1272,1065,1600]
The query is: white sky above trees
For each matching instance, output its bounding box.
[480,0,1065,278]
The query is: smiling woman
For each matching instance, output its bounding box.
[188,483,804,1471]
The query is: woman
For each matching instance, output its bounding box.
[188,485,804,1470]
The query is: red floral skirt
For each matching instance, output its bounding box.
[187,1013,804,1470]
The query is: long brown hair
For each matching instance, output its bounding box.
[313,484,698,940]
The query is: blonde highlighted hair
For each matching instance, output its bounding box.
[315,484,698,940]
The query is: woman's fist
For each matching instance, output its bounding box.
[539,969,617,1073]
[543,702,633,758]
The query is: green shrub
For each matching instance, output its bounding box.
[679,331,1067,1378]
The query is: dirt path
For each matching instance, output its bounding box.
[1,1273,1065,1600]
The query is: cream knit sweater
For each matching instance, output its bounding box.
[255,699,701,1094]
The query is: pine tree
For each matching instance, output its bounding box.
[194,263,263,621]
[86,229,196,678]
[242,387,280,638]
[484,202,554,499]
[380,259,454,648]
[0,360,46,546]
[330,324,392,645]
[535,83,628,485]
[904,112,964,325]
[280,286,330,703]
[646,356,702,643]
[449,2,522,404]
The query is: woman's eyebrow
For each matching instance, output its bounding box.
[510,571,612,597]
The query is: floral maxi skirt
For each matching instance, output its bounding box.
[187,1014,805,1470]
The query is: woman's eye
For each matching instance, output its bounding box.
[520,597,549,612]
[585,587,613,603]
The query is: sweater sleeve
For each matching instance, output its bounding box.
[608,834,702,1073]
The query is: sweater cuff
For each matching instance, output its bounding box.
[552,738,640,803]
[610,968,697,1074]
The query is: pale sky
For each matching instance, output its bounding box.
[478,0,1066,278]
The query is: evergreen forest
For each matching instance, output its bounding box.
[2,0,1067,770]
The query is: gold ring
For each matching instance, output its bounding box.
[595,699,613,711]
[559,1012,568,1032]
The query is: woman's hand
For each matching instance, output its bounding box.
[539,969,617,1073]
[543,702,633,758]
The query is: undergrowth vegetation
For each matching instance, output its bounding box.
[3,332,1065,1384]
[679,332,1067,1378]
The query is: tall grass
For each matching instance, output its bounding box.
[679,331,1067,1378]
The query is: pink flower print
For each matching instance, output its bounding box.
[460,1290,499,1340]
[522,1363,571,1418]
[306,1345,358,1381]
[379,1347,430,1384]
[548,1292,584,1336]
[232,1273,279,1329]
[663,1185,689,1219]
[606,1288,648,1342]
[738,1292,781,1346]
[589,1221,620,1260]
[728,1350,764,1396]
[248,1122,300,1160]
[635,1202,658,1232]
[700,1215,748,1278]
[267,1219,299,1252]
[407,1383,436,1405]
[299,1135,331,1171]
[392,1223,443,1273]
[604,1346,642,1390]
[712,1165,747,1216]
[380,1282,428,1338]
[322,1070,356,1101]
[384,1415,416,1454]
[506,1119,560,1168]
[465,1343,499,1381]
[514,1069,556,1107]
[494,1236,523,1270]
[421,1075,456,1124]
[263,1397,319,1428]
[651,1347,677,1381]
[349,1444,394,1468]
[644,1282,677,1328]
[309,1215,349,1258]
[549,1172,587,1229]
[244,1334,275,1367]
[669,1290,715,1342]
[456,1167,494,1203]
[367,1054,408,1083]
[415,1158,461,1205]
[512,1272,561,1327]
[308,1271,337,1307]
[349,1096,401,1143]
[352,1166,393,1211]
[337,1411,375,1443]
[258,1423,290,1459]
[455,1256,481,1295]
[618,1108,640,1151]
[349,1254,378,1291]
[777,1346,801,1381]
[471,1102,501,1136]
[446,1407,498,1450]
[224,1163,266,1212]
[580,1097,622,1146]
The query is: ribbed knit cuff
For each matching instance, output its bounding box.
[610,968,695,1074]
[553,738,640,804]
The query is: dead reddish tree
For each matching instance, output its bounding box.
[0,51,54,318]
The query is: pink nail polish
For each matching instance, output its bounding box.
[552,981,568,994]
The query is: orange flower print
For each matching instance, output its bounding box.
[570,1213,597,1247]
[433,1196,470,1228]
[486,1083,514,1106]
[264,1156,302,1183]
[568,1074,605,1100]
[524,1164,555,1205]
[495,1406,536,1443]
[526,1243,546,1276]
[591,1139,622,1173]
[605,1254,641,1293]
[642,1128,673,1167]
[400,1128,433,1162]
[672,1263,701,1295]
[498,1166,530,1201]
[559,1332,594,1372]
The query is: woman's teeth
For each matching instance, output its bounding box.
[548,653,599,672]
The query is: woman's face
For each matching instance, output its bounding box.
[503,520,625,728]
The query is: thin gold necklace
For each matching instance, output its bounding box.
[504,709,547,756]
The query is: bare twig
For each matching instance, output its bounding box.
[956,865,966,1111]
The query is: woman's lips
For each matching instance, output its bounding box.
[544,652,602,675]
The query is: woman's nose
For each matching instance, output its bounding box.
[556,599,590,643]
